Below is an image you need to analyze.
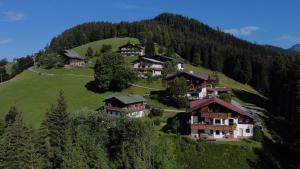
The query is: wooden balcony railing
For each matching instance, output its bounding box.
[200,112,232,118]
[105,106,145,113]
[135,67,162,71]
[191,124,237,131]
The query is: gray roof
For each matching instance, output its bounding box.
[166,71,216,81]
[142,57,163,64]
[64,50,84,60]
[104,95,145,105]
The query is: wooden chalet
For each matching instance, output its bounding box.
[207,87,232,96]
[63,50,85,67]
[165,71,216,99]
[189,97,254,140]
[104,95,146,118]
[132,54,184,77]
[119,43,144,56]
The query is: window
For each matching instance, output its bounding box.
[229,118,234,125]
[216,130,220,135]
[215,119,221,124]
[246,128,250,133]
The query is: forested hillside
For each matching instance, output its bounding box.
[46,13,300,168]
[48,13,298,119]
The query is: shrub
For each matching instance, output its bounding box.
[150,107,164,117]
[253,125,263,142]
[153,117,162,126]
[219,93,232,102]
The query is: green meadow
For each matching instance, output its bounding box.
[72,37,140,57]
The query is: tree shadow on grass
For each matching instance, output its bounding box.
[85,80,105,94]
[162,112,190,135]
[232,89,269,109]
[150,90,178,108]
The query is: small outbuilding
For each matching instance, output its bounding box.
[64,50,85,67]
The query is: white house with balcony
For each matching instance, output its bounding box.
[189,97,254,140]
[132,54,184,77]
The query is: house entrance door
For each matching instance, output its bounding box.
[239,128,243,137]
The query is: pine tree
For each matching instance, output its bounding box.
[0,111,42,169]
[5,106,19,125]
[38,91,70,169]
[145,38,155,56]
[0,66,9,82]
[61,144,89,169]
[86,47,94,57]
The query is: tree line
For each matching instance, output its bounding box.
[0,56,34,83]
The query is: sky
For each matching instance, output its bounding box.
[0,0,299,60]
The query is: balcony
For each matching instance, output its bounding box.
[191,124,237,131]
[105,106,145,113]
[135,67,162,71]
[200,112,232,118]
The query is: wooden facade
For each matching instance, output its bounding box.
[165,72,216,91]
[119,44,144,56]
[104,95,146,118]
[190,97,254,139]
[64,50,85,67]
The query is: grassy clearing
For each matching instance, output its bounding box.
[0,63,261,128]
[0,67,178,128]
[72,37,140,57]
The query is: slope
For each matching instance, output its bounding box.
[72,37,140,57]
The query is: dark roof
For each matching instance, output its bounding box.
[144,54,173,62]
[207,87,231,92]
[165,71,216,81]
[104,95,145,105]
[119,43,143,50]
[64,50,84,60]
[189,97,253,118]
[131,57,163,64]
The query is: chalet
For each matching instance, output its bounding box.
[165,71,216,100]
[104,95,146,118]
[189,97,254,140]
[207,87,231,97]
[132,54,184,77]
[119,43,144,56]
[63,50,85,67]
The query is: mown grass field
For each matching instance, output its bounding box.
[0,66,176,128]
[72,37,140,57]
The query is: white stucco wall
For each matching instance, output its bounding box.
[128,110,144,118]
[235,124,254,137]
[177,63,184,70]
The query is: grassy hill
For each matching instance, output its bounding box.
[0,58,174,128]
[0,37,260,128]
[72,37,140,57]
[0,63,259,128]
[0,39,262,169]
